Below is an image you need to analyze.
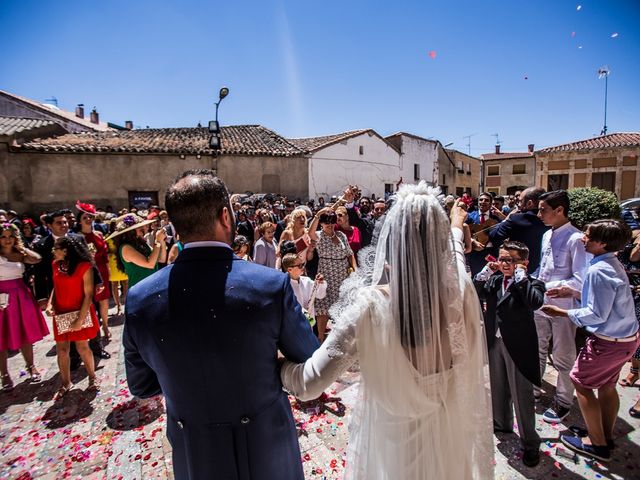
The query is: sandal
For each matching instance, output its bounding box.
[53,383,72,401]
[1,373,14,392]
[619,368,639,387]
[87,377,101,392]
[102,327,112,340]
[26,365,41,383]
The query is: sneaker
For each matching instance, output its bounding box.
[560,435,611,462]
[542,404,570,424]
[568,426,615,449]
[522,448,540,467]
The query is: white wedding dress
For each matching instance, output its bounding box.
[281,183,494,479]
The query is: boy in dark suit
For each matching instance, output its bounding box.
[475,240,546,467]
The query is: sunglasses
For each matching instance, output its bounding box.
[497,257,519,264]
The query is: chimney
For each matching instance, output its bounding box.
[125,120,133,130]
[528,143,535,153]
[90,107,99,125]
[75,104,85,119]
[495,144,501,154]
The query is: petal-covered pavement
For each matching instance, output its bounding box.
[1,309,639,479]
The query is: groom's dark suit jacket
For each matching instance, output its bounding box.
[476,271,545,387]
[123,246,319,480]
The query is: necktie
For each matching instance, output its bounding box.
[480,213,485,224]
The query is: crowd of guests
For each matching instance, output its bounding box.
[1,184,639,467]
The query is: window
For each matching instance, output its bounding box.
[359,146,364,155]
[414,164,420,181]
[456,161,464,173]
[487,165,500,176]
[384,183,394,194]
[512,164,526,174]
[592,172,616,193]
[456,187,464,196]
[466,163,472,175]
[465,187,472,194]
[488,188,500,195]
[547,174,569,191]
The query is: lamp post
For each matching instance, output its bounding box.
[209,86,230,151]
[598,67,609,136]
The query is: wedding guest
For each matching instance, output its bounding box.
[0,223,49,391]
[253,222,278,268]
[47,236,101,400]
[20,219,41,248]
[534,190,591,423]
[309,208,356,341]
[109,214,167,289]
[281,186,493,478]
[475,241,545,467]
[76,201,112,339]
[335,206,362,259]
[282,253,326,323]
[232,235,252,261]
[542,220,639,462]
[106,218,128,316]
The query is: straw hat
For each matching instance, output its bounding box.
[105,213,157,241]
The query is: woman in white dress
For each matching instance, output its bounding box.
[281,182,494,479]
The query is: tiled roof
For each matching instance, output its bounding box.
[0,90,112,132]
[481,152,534,161]
[538,132,640,153]
[288,130,370,151]
[0,116,57,136]
[20,125,306,157]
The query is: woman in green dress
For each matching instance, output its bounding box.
[107,214,167,288]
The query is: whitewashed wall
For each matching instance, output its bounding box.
[308,132,400,200]
[397,136,438,186]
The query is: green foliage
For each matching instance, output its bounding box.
[568,187,621,230]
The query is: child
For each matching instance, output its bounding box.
[475,240,546,467]
[542,219,639,462]
[282,253,326,326]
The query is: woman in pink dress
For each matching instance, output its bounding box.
[47,236,100,400]
[335,206,362,259]
[0,223,49,392]
[76,201,111,339]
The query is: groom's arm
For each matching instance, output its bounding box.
[123,309,162,398]
[278,276,320,363]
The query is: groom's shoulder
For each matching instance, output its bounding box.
[231,260,288,292]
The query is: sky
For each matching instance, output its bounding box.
[1,0,639,155]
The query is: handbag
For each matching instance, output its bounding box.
[54,310,93,334]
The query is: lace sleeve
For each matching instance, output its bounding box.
[280,288,375,401]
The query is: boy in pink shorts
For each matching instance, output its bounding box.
[542,219,639,462]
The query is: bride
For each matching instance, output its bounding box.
[281,182,493,479]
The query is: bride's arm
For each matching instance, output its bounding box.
[449,203,468,272]
[280,327,356,401]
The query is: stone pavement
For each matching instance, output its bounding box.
[1,307,639,479]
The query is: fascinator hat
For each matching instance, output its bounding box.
[105,213,156,241]
[75,201,97,216]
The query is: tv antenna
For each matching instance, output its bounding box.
[492,133,501,147]
[44,96,58,107]
[463,133,477,155]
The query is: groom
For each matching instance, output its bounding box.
[123,169,320,480]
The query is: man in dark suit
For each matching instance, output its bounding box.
[489,187,549,273]
[475,240,546,467]
[465,192,505,275]
[123,170,320,480]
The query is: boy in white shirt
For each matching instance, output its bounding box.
[282,253,327,326]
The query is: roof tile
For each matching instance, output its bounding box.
[0,116,57,136]
[538,132,640,153]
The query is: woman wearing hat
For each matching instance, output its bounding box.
[108,214,167,289]
[76,201,112,339]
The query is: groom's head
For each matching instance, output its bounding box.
[165,169,236,245]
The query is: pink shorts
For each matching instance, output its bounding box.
[570,334,640,390]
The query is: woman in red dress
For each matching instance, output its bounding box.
[47,236,100,400]
[76,201,111,339]
[335,206,362,259]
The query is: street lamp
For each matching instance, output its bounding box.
[598,67,609,136]
[209,86,230,150]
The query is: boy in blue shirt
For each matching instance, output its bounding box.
[542,219,639,462]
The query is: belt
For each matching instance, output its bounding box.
[594,332,640,343]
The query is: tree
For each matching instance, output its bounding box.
[568,187,621,230]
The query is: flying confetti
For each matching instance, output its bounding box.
[524,76,528,80]
[576,5,582,11]
[571,31,576,37]
[428,51,437,59]
[611,32,619,38]
[578,45,583,49]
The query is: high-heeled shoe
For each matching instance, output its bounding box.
[53,383,73,401]
[1,373,14,392]
[87,376,101,392]
[26,364,41,383]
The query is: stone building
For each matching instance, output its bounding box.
[536,132,640,200]
[480,144,536,196]
[445,149,482,197]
